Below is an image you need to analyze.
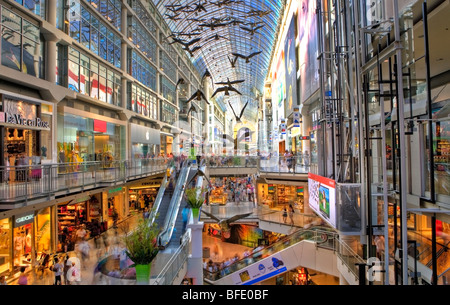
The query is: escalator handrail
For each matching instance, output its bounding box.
[148,164,172,224]
[204,226,337,280]
[158,160,191,247]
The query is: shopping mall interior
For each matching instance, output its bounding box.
[0,0,448,287]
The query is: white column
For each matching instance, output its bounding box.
[186,222,204,285]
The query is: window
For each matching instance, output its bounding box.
[130,50,156,91]
[160,51,176,82]
[14,0,46,19]
[160,100,177,125]
[1,7,43,78]
[68,3,121,68]
[129,83,158,120]
[128,16,157,64]
[160,75,176,103]
[87,0,121,30]
[67,47,121,105]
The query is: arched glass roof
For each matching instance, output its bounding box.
[153,0,284,122]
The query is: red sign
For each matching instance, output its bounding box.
[308,172,336,188]
[94,119,107,133]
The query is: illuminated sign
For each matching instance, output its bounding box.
[308,173,336,228]
[94,119,107,133]
[14,212,34,227]
[0,112,49,129]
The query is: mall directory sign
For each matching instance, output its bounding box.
[308,173,337,228]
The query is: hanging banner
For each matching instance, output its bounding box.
[293,107,301,127]
[280,119,286,135]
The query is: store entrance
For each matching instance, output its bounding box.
[4,128,39,182]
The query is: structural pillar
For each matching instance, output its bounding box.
[186,221,204,285]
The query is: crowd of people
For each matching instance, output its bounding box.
[209,176,256,205]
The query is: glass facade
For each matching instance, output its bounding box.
[160,100,177,125]
[57,113,126,164]
[1,7,43,78]
[128,83,158,120]
[67,47,122,106]
[160,50,177,82]
[129,50,157,91]
[128,16,157,64]
[68,3,121,69]
[14,0,46,19]
[88,0,121,30]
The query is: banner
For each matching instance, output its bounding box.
[284,17,297,116]
[231,253,287,285]
[308,173,337,228]
[280,119,286,135]
[293,107,301,127]
[298,0,319,104]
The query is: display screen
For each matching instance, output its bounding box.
[308,173,336,228]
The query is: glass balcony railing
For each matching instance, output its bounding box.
[0,158,170,203]
[203,227,343,282]
[204,156,310,174]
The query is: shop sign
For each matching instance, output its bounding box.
[108,187,123,194]
[0,112,50,129]
[14,212,34,227]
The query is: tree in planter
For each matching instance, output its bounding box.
[123,215,160,284]
[184,186,208,222]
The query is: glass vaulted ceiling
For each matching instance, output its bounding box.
[153,0,283,122]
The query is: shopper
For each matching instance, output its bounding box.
[282,207,288,223]
[67,261,81,285]
[288,204,295,225]
[182,204,189,232]
[52,257,63,285]
[18,266,28,285]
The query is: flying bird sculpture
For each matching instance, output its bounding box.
[228,55,238,68]
[211,86,241,98]
[231,51,262,63]
[229,101,248,122]
[239,24,265,36]
[215,78,245,87]
[175,78,185,90]
[186,89,210,104]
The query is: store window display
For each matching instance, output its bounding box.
[57,113,126,168]
[0,218,10,275]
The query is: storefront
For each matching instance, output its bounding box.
[128,177,161,211]
[105,187,126,228]
[57,107,126,165]
[57,193,104,251]
[257,182,305,212]
[160,128,174,156]
[0,206,52,279]
[0,93,54,179]
[130,123,160,159]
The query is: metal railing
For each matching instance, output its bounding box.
[259,156,310,174]
[203,228,340,281]
[204,155,310,174]
[152,229,191,285]
[153,163,207,284]
[158,161,191,248]
[0,158,169,203]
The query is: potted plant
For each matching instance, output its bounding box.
[123,215,160,285]
[184,186,208,223]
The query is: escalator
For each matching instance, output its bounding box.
[204,226,338,285]
[157,160,199,249]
